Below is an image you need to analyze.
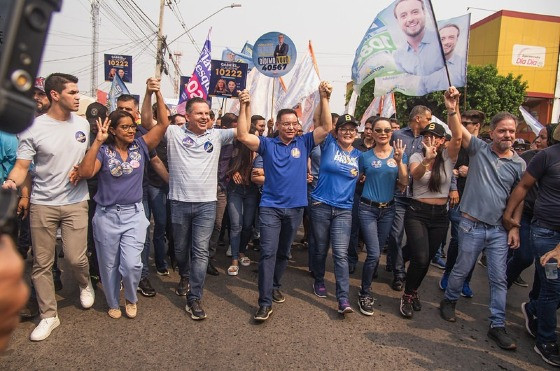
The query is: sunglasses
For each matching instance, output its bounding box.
[374,128,392,134]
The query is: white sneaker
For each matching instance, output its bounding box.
[30,316,60,341]
[226,245,232,257]
[80,278,95,309]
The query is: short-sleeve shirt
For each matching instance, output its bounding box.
[527,144,560,228]
[311,134,361,209]
[94,137,149,206]
[17,113,90,206]
[410,149,455,199]
[360,148,408,203]
[258,132,315,208]
[166,125,234,202]
[394,30,444,76]
[0,131,18,182]
[460,137,526,225]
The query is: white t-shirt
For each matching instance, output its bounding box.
[410,149,455,199]
[17,113,90,206]
[166,125,234,202]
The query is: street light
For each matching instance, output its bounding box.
[167,3,242,47]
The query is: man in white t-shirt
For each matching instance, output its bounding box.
[2,73,94,341]
[143,97,236,320]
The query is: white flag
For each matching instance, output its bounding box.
[519,106,544,135]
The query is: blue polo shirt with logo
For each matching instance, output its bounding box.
[258,132,315,208]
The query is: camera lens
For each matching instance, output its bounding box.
[25,4,48,32]
[11,69,32,92]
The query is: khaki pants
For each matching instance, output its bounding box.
[30,201,90,318]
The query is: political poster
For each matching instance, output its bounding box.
[209,60,248,98]
[104,54,132,83]
[351,0,469,96]
[252,32,297,77]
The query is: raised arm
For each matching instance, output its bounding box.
[445,86,471,149]
[312,81,333,146]
[140,78,157,131]
[444,86,462,161]
[236,90,260,152]
[142,78,170,151]
[78,118,108,179]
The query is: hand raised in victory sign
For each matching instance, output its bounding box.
[95,117,110,144]
[393,138,407,164]
[422,136,438,161]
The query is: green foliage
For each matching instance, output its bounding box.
[352,65,528,126]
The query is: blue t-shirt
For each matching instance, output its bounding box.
[0,131,18,182]
[258,132,315,208]
[311,134,361,209]
[359,148,408,203]
[94,137,149,206]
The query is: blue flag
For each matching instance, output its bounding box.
[108,74,130,112]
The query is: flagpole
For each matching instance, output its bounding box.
[427,0,452,88]
[271,78,276,120]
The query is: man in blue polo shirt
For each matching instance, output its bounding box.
[236,82,333,321]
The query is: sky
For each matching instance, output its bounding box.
[38,0,560,115]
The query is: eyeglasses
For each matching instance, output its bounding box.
[462,121,474,126]
[280,122,299,128]
[118,125,137,131]
[339,128,357,134]
[374,128,392,134]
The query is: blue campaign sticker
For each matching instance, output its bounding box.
[252,32,297,77]
[204,141,214,153]
[75,131,86,143]
[182,136,195,147]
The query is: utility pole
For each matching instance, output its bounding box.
[90,0,100,97]
[172,51,182,96]
[155,0,165,78]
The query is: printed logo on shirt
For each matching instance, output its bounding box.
[204,141,214,153]
[75,131,86,143]
[182,136,194,147]
[291,148,301,158]
[387,159,397,168]
[372,160,382,168]
[350,168,358,177]
[333,150,358,167]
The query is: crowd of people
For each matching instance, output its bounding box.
[1,73,560,368]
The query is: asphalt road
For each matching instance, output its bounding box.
[0,236,553,370]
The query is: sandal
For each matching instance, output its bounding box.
[227,265,239,276]
[239,256,251,267]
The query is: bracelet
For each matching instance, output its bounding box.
[2,178,16,185]
[19,196,30,198]
[447,111,457,116]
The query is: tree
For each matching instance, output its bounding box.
[351,65,527,126]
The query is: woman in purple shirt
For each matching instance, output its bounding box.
[78,79,168,319]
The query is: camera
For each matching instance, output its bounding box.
[0,0,62,134]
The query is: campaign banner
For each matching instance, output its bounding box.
[241,42,253,56]
[178,75,191,105]
[184,34,211,100]
[351,0,469,96]
[104,54,132,83]
[222,48,255,70]
[209,60,248,98]
[107,74,130,112]
[253,32,297,77]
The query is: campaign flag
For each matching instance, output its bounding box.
[177,31,211,114]
[360,96,383,126]
[107,73,130,112]
[222,48,255,70]
[519,106,545,135]
[241,42,253,56]
[352,0,469,96]
[381,92,396,118]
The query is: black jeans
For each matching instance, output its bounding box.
[404,200,449,294]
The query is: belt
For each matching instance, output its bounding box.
[360,197,394,208]
[534,219,560,232]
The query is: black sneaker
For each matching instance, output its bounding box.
[487,326,517,350]
[392,278,404,291]
[185,299,207,320]
[137,277,156,297]
[252,238,260,251]
[440,298,456,322]
[156,267,170,276]
[175,277,189,296]
[535,342,560,367]
[400,294,414,318]
[411,291,422,311]
[272,289,285,303]
[358,294,374,316]
[254,305,273,321]
[520,302,537,338]
[20,297,39,319]
[513,276,529,288]
[206,261,219,276]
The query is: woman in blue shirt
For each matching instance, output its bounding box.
[78,79,169,319]
[310,114,362,315]
[358,117,408,316]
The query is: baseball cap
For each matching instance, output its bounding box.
[335,114,359,130]
[420,122,446,138]
[86,102,108,122]
[34,77,45,92]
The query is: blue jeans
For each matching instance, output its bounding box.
[347,193,360,268]
[445,205,474,282]
[506,212,533,287]
[310,201,352,301]
[170,200,216,302]
[227,184,259,260]
[258,207,303,307]
[147,185,169,271]
[527,223,560,344]
[306,190,319,274]
[445,216,508,328]
[387,197,409,279]
[359,201,395,296]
